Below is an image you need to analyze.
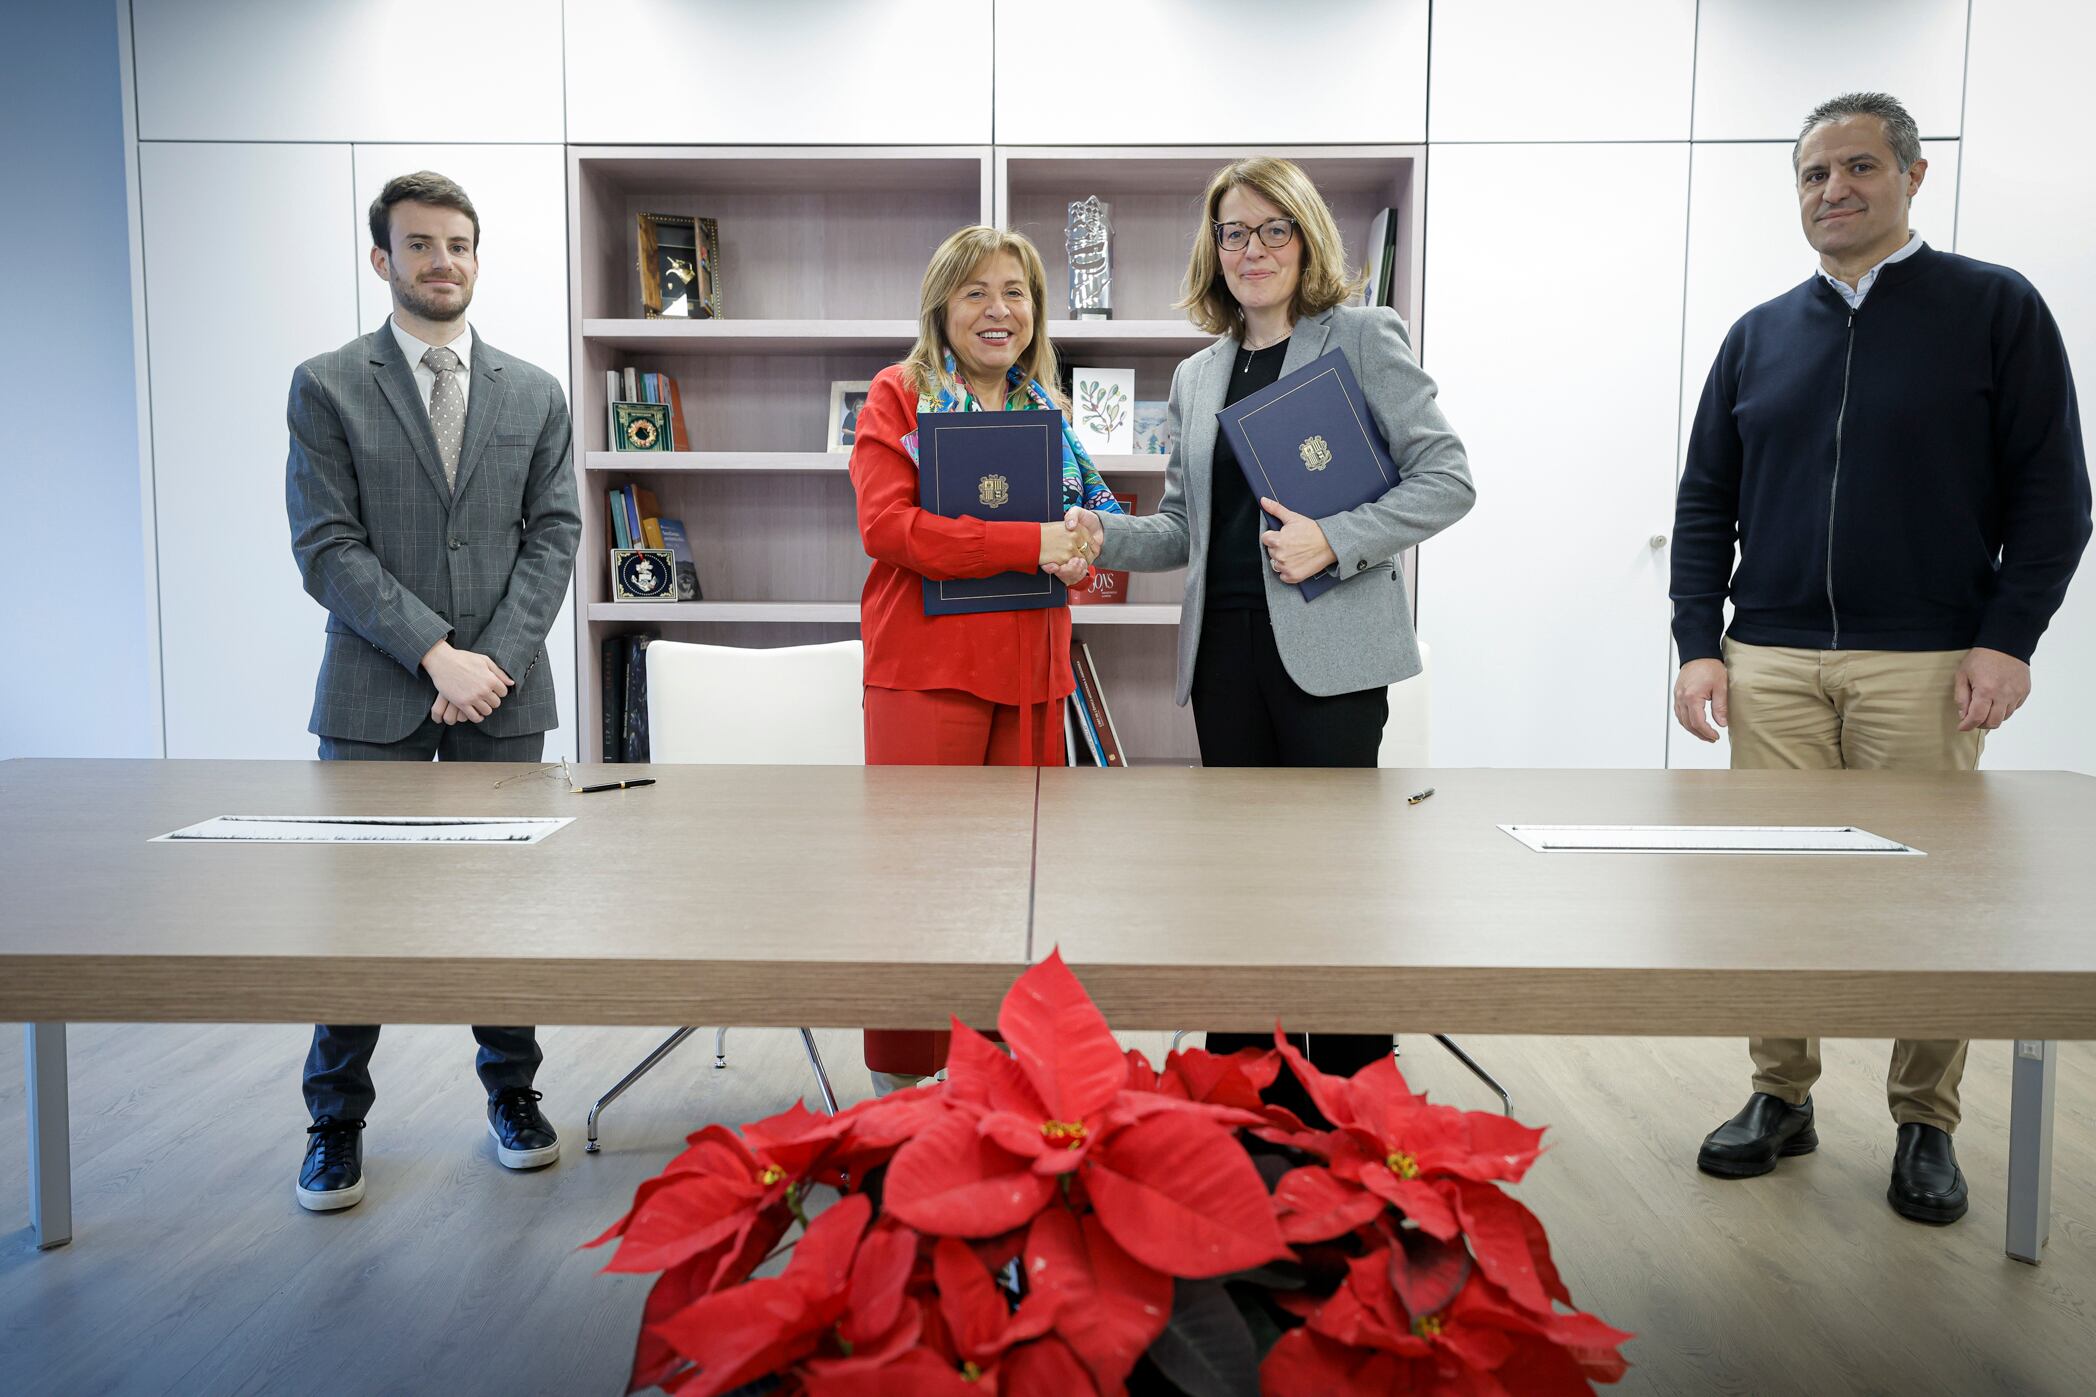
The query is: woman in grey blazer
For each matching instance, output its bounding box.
[1069,156,1475,1107]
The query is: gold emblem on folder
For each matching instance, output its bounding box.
[1298,435,1333,472]
[979,473,1010,508]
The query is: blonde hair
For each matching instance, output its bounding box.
[902,226,1064,409]
[1178,157,1367,339]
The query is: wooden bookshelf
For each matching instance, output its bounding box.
[570,143,1423,765]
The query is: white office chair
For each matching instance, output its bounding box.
[584,638,865,1152]
[1169,642,1511,1113]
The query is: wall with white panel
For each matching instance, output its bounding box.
[1423,143,1689,769]
[1692,0,1969,140]
[566,0,993,145]
[1666,139,1962,771]
[994,0,1427,145]
[142,142,360,760]
[131,0,564,142]
[0,0,158,760]
[1428,0,1697,143]
[1951,0,2096,774]
[351,144,578,761]
[65,0,2096,775]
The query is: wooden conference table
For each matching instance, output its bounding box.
[3,759,2090,1265]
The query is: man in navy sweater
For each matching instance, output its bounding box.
[1671,92,2089,1226]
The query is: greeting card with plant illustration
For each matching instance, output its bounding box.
[1072,367,1135,456]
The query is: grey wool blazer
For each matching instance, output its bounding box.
[286,322,580,743]
[1096,304,1475,702]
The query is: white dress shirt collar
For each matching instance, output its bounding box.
[1819,230,1923,311]
[391,317,474,412]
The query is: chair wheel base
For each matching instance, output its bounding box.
[713,1057,727,1069]
[584,1140,601,1154]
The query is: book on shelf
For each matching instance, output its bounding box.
[605,369,690,452]
[656,517,702,601]
[600,634,628,763]
[1363,206,1398,309]
[608,488,632,549]
[640,516,666,551]
[1068,678,1106,766]
[622,632,658,762]
[1063,700,1089,766]
[1071,642,1126,767]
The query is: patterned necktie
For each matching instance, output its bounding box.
[422,345,465,490]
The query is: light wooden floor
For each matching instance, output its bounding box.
[1,1024,2089,1395]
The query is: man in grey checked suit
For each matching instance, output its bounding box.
[283,171,580,1212]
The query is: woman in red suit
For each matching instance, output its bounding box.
[850,225,1121,1092]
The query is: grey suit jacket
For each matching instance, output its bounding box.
[1097,304,1474,701]
[286,322,580,743]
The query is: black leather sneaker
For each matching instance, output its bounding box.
[488,1087,560,1170]
[297,1116,366,1212]
[1697,1093,1818,1178]
[1889,1122,1968,1224]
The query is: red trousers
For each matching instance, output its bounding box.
[861,686,1064,1075]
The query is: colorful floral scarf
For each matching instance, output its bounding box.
[903,353,1125,515]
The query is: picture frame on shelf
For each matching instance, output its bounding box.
[637,212,721,319]
[1131,400,1171,457]
[1071,367,1134,456]
[610,548,678,602]
[612,401,673,452]
[827,380,874,452]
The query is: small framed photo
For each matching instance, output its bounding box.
[828,380,873,453]
[610,548,678,602]
[637,212,720,319]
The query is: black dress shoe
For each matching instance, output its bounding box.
[1697,1093,1818,1178]
[297,1116,366,1212]
[1889,1123,1968,1224]
[488,1087,560,1170]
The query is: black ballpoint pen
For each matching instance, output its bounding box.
[573,778,656,795]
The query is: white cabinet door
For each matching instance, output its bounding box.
[994,0,1427,145]
[1430,0,1696,142]
[566,0,992,143]
[1954,0,2096,774]
[132,0,563,142]
[1692,0,1967,141]
[1667,140,1960,770]
[142,143,360,759]
[354,144,578,762]
[1419,144,1688,769]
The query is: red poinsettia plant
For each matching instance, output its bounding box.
[588,950,1631,1395]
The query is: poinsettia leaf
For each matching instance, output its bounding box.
[787,1193,872,1296]
[1448,1178,1552,1315]
[1354,1168,1461,1241]
[1388,1225,1473,1319]
[1258,1327,1406,1396]
[1273,1165,1387,1243]
[1272,1033,1361,1131]
[1084,1110,1290,1278]
[998,1333,1101,1393]
[943,1020,1040,1116]
[1024,1209,1171,1393]
[651,1273,815,1397]
[596,1174,774,1274]
[885,1107,1057,1237]
[801,1348,980,1397]
[1142,1278,1261,1397]
[932,1236,1013,1359]
[842,1218,920,1347]
[1513,1191,1574,1307]
[998,948,1128,1122]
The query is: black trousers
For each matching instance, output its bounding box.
[1192,608,1393,1125]
[303,718,548,1122]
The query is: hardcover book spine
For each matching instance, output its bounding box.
[600,634,626,762]
[1074,643,1125,766]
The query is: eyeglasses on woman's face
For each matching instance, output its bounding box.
[1213,218,1298,252]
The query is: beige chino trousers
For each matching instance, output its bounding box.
[1723,638,1983,1133]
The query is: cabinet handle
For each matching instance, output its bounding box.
[1649,534,1668,549]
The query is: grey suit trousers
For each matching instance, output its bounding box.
[301,719,547,1122]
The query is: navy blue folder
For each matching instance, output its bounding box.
[916,411,1067,616]
[1216,348,1399,601]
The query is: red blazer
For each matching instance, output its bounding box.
[850,364,1073,707]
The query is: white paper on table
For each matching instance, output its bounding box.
[152,815,573,845]
[1497,824,1922,855]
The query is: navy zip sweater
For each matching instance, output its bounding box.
[1671,244,2089,664]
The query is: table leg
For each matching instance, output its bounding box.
[2005,1039,2055,1265]
[27,1023,73,1249]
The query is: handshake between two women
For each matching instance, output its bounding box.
[1038,507,1109,584]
